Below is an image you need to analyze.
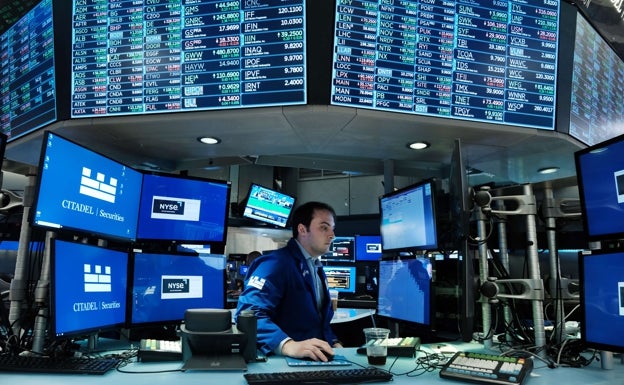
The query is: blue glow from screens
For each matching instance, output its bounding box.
[580,250,624,353]
[52,240,128,338]
[575,136,624,241]
[320,236,355,263]
[243,183,296,228]
[355,235,382,261]
[379,180,438,252]
[323,265,356,294]
[137,173,230,243]
[239,264,249,276]
[32,132,143,241]
[377,257,433,326]
[130,252,225,326]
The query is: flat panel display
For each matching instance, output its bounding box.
[1,0,56,140]
[320,236,355,263]
[137,173,231,243]
[51,239,129,339]
[330,0,560,130]
[31,131,143,242]
[130,251,225,326]
[70,0,306,117]
[354,234,382,261]
[323,265,357,293]
[242,183,296,228]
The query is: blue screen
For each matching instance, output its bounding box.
[32,132,143,241]
[377,257,433,326]
[130,252,225,325]
[580,250,624,353]
[243,183,296,228]
[355,235,382,261]
[51,239,129,338]
[379,180,438,252]
[323,265,356,294]
[136,173,231,243]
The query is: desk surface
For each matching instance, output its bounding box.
[3,342,623,385]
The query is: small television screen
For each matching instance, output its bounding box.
[31,131,143,242]
[575,133,624,242]
[239,264,249,277]
[379,179,438,252]
[50,239,129,339]
[323,265,356,294]
[579,249,624,353]
[320,236,355,263]
[354,235,382,261]
[129,251,226,326]
[242,183,296,228]
[136,173,231,244]
[377,257,433,326]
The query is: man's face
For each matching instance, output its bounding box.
[297,209,336,257]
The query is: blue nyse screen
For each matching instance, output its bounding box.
[70,0,306,117]
[32,132,143,241]
[330,0,560,129]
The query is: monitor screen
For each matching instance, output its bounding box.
[323,265,356,294]
[31,131,143,242]
[377,257,433,326]
[575,133,624,242]
[50,239,129,339]
[1,0,57,141]
[354,235,382,261]
[70,1,306,117]
[579,249,624,353]
[330,0,561,130]
[242,183,296,228]
[379,179,438,252]
[320,236,355,263]
[136,173,231,244]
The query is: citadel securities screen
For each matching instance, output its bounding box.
[70,0,306,117]
[32,132,143,241]
[330,0,560,130]
[1,0,56,141]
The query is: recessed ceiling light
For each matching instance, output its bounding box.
[538,166,559,174]
[407,141,430,150]
[197,136,221,145]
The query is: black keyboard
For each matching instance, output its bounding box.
[244,367,393,385]
[0,354,120,375]
[440,351,533,385]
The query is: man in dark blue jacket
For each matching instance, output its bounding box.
[235,201,342,361]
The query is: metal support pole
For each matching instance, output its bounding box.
[476,208,492,348]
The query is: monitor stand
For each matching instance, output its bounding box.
[181,354,247,371]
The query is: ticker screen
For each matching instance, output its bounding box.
[330,0,560,130]
[0,0,57,141]
[70,0,306,117]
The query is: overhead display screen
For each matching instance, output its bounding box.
[330,0,560,130]
[0,0,57,141]
[568,14,624,146]
[70,0,306,117]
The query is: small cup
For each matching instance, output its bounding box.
[363,327,390,365]
[329,289,339,311]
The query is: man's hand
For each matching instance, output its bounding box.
[281,338,335,361]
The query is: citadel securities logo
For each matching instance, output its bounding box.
[79,167,118,203]
[150,196,201,221]
[73,263,121,312]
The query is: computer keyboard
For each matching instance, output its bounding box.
[138,338,183,362]
[439,351,533,385]
[244,367,393,385]
[0,354,120,375]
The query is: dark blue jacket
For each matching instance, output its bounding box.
[235,239,338,355]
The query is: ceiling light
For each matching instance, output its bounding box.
[197,136,221,145]
[407,141,430,150]
[538,166,559,174]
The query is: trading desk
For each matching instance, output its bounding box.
[3,342,622,385]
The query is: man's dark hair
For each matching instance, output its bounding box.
[291,201,336,238]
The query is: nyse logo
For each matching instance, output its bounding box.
[153,198,185,215]
[163,278,189,294]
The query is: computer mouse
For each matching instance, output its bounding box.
[319,350,334,361]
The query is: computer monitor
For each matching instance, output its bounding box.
[136,172,231,244]
[129,251,226,326]
[31,131,143,242]
[322,265,356,294]
[320,236,355,263]
[575,133,624,243]
[579,248,624,353]
[354,235,382,262]
[242,183,296,228]
[377,257,433,327]
[50,239,129,339]
[379,179,439,252]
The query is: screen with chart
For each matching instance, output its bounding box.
[70,0,306,117]
[330,0,560,129]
